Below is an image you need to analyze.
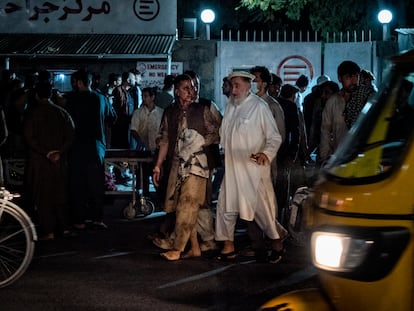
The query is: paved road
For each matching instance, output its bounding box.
[0,196,317,311]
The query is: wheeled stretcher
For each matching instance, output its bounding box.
[104,149,156,219]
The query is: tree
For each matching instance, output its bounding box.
[237,0,402,38]
[238,0,310,21]
[177,0,410,40]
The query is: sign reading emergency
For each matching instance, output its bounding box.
[138,61,182,89]
[0,0,176,34]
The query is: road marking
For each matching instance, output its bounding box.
[93,251,135,259]
[157,259,255,289]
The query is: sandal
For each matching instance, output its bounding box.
[239,246,255,257]
[215,251,237,261]
[269,248,285,264]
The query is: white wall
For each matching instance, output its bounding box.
[216,41,322,111]
[0,0,176,34]
[324,42,376,85]
[216,40,376,112]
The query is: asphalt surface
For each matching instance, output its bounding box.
[0,195,317,311]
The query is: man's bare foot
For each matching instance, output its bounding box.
[181,249,201,259]
[160,250,181,261]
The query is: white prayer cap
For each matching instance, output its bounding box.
[317,74,330,85]
[227,71,255,81]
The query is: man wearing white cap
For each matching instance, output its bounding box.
[215,71,285,263]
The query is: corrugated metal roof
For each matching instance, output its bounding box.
[0,33,176,59]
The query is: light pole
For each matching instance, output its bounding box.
[200,9,215,40]
[377,9,393,41]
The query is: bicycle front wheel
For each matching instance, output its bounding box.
[0,202,36,288]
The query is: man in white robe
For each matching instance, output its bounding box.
[215,71,285,262]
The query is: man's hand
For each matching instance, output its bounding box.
[46,150,61,164]
[250,152,269,165]
[152,166,161,187]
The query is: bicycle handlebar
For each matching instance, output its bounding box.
[0,187,21,200]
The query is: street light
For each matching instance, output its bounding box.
[200,9,215,40]
[377,9,393,41]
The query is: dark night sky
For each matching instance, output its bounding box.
[177,0,413,38]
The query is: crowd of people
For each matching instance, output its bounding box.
[0,68,172,239]
[0,61,376,263]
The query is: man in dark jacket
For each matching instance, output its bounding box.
[65,69,109,230]
[24,82,75,239]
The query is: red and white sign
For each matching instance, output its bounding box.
[277,55,314,83]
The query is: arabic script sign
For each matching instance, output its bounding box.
[0,0,176,34]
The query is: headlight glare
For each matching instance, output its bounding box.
[312,232,372,272]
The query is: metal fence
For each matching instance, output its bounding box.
[220,29,373,43]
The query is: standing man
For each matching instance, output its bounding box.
[130,87,164,153]
[184,70,222,252]
[155,75,175,109]
[65,69,108,230]
[294,74,310,167]
[215,71,285,263]
[276,84,301,222]
[129,68,143,111]
[92,72,117,147]
[152,74,220,261]
[250,66,286,221]
[111,71,135,149]
[24,82,75,240]
[295,74,309,111]
[268,73,283,99]
[222,76,232,99]
[250,66,286,144]
[320,61,360,164]
[130,87,164,195]
[343,69,376,129]
[129,68,143,150]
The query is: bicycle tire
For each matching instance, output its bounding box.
[0,200,36,288]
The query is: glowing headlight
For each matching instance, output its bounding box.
[309,226,409,281]
[311,232,373,272]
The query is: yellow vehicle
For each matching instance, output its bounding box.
[260,49,414,311]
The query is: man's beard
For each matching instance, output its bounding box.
[230,91,250,106]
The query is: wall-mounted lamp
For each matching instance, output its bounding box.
[377,9,393,41]
[200,9,215,40]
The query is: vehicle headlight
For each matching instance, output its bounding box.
[310,226,409,281]
[312,232,372,272]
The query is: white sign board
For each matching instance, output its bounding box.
[138,61,183,89]
[0,0,176,34]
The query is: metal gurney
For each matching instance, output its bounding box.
[104,149,156,219]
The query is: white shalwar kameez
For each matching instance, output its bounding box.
[216,93,283,242]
